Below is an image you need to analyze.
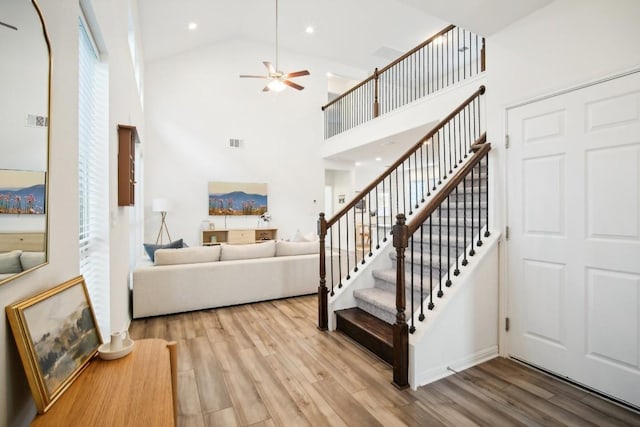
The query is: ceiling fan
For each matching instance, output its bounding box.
[240,0,310,92]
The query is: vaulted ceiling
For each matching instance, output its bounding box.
[138,0,553,72]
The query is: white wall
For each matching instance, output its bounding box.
[485,0,640,350]
[410,236,500,387]
[143,39,364,245]
[0,0,143,425]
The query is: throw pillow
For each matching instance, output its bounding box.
[275,241,318,257]
[219,240,276,261]
[20,251,46,271]
[143,239,184,262]
[154,246,221,266]
[0,250,23,274]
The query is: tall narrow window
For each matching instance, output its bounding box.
[78,16,110,338]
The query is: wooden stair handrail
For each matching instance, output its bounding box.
[325,85,486,229]
[321,24,457,112]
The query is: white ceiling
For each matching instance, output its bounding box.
[137,0,553,72]
[136,0,553,164]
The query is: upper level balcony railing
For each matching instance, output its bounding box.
[322,25,485,139]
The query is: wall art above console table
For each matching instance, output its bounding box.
[202,228,277,245]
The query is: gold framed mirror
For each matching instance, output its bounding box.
[0,0,51,285]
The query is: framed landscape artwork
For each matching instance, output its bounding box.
[5,276,102,413]
[0,169,46,214]
[208,181,268,216]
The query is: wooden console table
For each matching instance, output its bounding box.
[31,339,177,426]
[202,228,277,245]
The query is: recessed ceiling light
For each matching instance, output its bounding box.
[326,72,333,77]
[355,161,362,167]
[188,22,197,31]
[305,26,314,34]
[375,157,382,161]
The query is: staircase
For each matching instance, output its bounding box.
[318,27,492,388]
[335,161,488,362]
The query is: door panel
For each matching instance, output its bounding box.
[507,71,640,408]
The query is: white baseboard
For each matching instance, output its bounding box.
[412,345,498,389]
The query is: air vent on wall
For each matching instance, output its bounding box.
[229,138,243,148]
[25,114,48,128]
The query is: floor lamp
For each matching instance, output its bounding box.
[152,198,172,244]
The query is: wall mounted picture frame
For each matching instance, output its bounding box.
[5,275,102,413]
[208,181,267,216]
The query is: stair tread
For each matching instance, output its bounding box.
[372,268,428,286]
[354,287,396,312]
[335,307,393,345]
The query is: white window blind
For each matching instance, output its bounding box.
[78,17,110,339]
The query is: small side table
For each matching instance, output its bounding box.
[31,338,177,426]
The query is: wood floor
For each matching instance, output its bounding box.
[129,295,640,427]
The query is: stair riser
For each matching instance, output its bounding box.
[407,234,471,247]
[406,236,471,250]
[355,299,396,325]
[374,276,427,297]
[426,225,487,236]
[435,203,488,212]
[418,221,487,231]
[391,251,464,267]
[422,185,487,198]
[335,309,394,365]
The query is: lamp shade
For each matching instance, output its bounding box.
[152,198,169,212]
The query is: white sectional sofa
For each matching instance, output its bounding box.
[0,250,46,281]
[132,240,321,318]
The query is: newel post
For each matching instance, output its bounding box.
[373,68,380,118]
[392,214,409,389]
[318,213,328,331]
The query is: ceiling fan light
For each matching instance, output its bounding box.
[267,79,286,92]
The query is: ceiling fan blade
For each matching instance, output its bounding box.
[0,21,18,31]
[285,70,310,78]
[282,79,304,91]
[263,61,276,75]
[239,75,268,79]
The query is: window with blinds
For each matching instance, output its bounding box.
[78,16,110,339]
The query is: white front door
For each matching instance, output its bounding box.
[507,71,640,408]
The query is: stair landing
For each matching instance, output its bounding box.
[335,307,393,365]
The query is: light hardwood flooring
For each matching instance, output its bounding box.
[129,295,640,427]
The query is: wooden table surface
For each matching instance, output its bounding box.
[31,338,176,427]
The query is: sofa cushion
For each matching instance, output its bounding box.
[220,240,276,261]
[275,241,319,257]
[20,251,46,270]
[143,239,184,262]
[155,246,221,266]
[0,250,23,274]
